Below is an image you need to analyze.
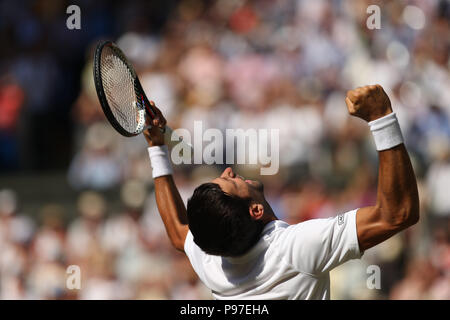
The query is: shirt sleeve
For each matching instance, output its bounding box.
[281,209,363,275]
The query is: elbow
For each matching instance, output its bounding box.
[388,200,420,230]
[168,228,189,252]
[169,236,185,252]
[404,205,420,227]
[404,195,420,227]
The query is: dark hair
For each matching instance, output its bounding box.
[186,182,264,257]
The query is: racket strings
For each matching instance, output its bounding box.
[100,48,141,134]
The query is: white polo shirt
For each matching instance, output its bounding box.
[184,209,363,300]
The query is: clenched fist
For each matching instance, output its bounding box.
[345,85,393,122]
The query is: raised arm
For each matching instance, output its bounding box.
[345,85,419,252]
[143,102,189,252]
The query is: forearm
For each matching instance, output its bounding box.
[154,175,189,251]
[357,115,420,250]
[148,145,188,252]
[376,144,419,228]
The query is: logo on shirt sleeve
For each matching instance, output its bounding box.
[338,214,345,226]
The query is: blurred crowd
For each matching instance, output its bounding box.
[1,0,450,299]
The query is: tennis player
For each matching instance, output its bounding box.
[144,85,419,300]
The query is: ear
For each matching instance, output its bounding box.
[249,203,264,220]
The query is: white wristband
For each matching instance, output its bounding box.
[147,145,173,178]
[368,112,404,151]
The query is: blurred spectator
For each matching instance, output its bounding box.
[68,122,122,190]
[0,76,24,171]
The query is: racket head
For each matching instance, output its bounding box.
[93,40,153,137]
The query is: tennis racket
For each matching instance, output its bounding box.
[93,40,191,151]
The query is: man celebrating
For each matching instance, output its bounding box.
[143,85,419,299]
